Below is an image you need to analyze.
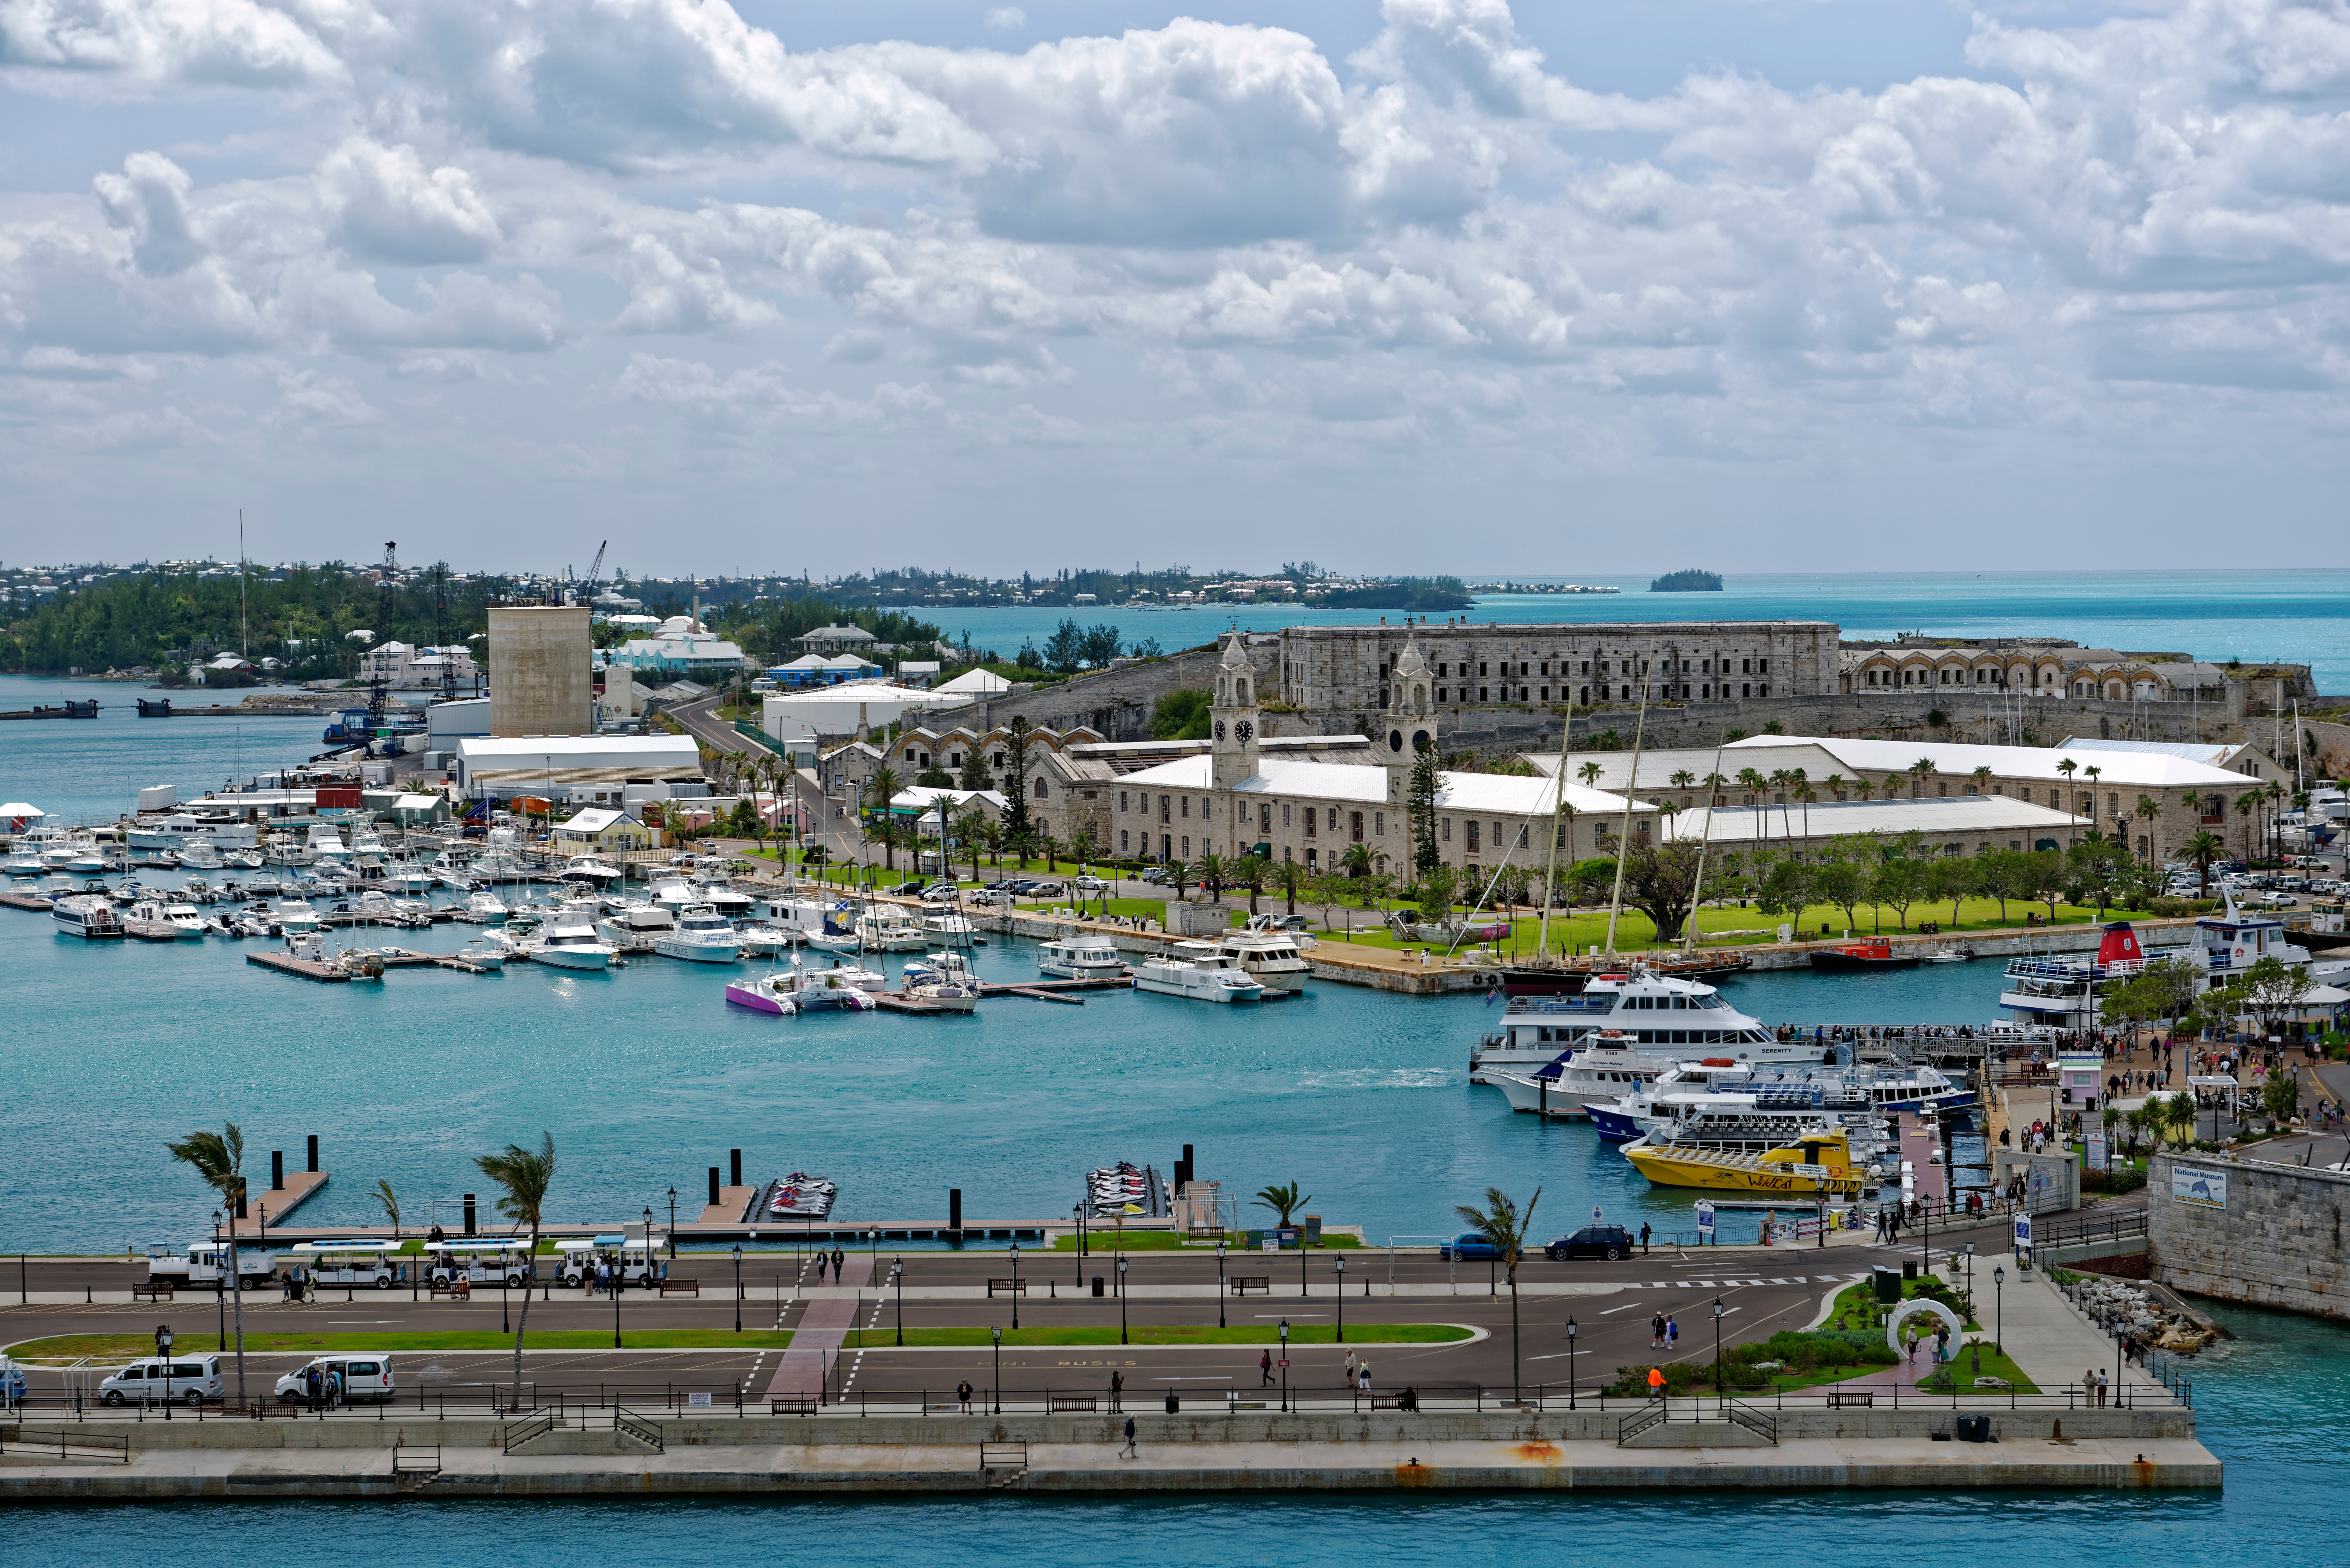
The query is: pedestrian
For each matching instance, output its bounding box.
[1651,1312,1665,1351]
[1665,1315,1678,1352]
[1121,1414,1138,1459]
[1110,1370,1124,1413]
[1905,1331,1917,1366]
[1640,1223,1651,1255]
[831,1247,845,1284]
[957,1379,973,1413]
[1260,1349,1274,1387]
[2097,1369,2109,1407]
[1344,1348,1356,1388]
[1647,1366,1666,1400]
[1875,1208,1890,1243]
[1358,1360,1372,1394]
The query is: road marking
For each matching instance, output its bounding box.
[326,1321,405,1324]
[1598,1301,1647,1314]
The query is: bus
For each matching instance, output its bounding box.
[288,1240,402,1289]
[555,1235,669,1290]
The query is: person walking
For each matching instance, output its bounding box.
[1344,1348,1356,1388]
[1120,1414,1138,1459]
[1665,1315,1679,1353]
[1640,1223,1651,1255]
[2097,1369,2109,1407]
[1109,1370,1124,1413]
[957,1379,974,1413]
[1358,1360,1371,1395]
[1651,1313,1666,1351]
[830,1248,845,1285]
[1647,1366,1666,1400]
[1260,1349,1274,1387]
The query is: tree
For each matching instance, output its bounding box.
[2064,833,2127,919]
[1340,842,1374,879]
[2160,1091,2197,1149]
[1196,850,1227,903]
[1614,839,1710,942]
[1163,859,1189,901]
[955,808,989,881]
[1253,1181,1311,1228]
[474,1132,557,1406]
[1807,835,1872,934]
[371,1180,402,1241]
[863,763,901,868]
[1871,845,1926,930]
[1234,852,1268,914]
[1277,856,1306,915]
[1148,690,1212,741]
[2023,848,2069,925]
[957,745,994,793]
[1038,833,1062,874]
[1003,717,1034,836]
[1975,848,2031,924]
[2134,794,2162,862]
[1043,618,1086,675]
[2102,956,2200,1051]
[1408,745,1443,872]
[2217,954,2313,1038]
[2234,790,2262,863]
[978,818,1005,869]
[2261,1065,2301,1129]
[1930,851,1981,928]
[1308,871,1351,936]
[1415,863,1459,923]
[166,1122,251,1400]
[1747,847,1812,932]
[1452,1185,1541,1400]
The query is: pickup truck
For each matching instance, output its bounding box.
[147,1241,279,1291]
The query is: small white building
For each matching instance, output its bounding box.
[453,735,705,802]
[552,807,653,856]
[889,786,1008,832]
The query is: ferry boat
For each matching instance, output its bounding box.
[653,904,744,963]
[2001,905,2312,1030]
[1808,938,1921,972]
[1196,923,1314,994]
[1486,1035,1662,1116]
[52,895,125,939]
[1134,948,1265,1003]
[1622,1127,1869,1194]
[1039,934,1127,979]
[1585,1059,1973,1142]
[1619,1102,1898,1170]
[1469,965,1824,1083]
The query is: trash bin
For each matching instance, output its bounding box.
[1872,1265,1902,1304]
[1902,1260,1919,1280]
[1165,1392,1180,1414]
[1091,1275,1104,1298]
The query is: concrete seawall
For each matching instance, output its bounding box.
[2152,1151,2350,1322]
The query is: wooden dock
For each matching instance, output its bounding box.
[245,951,351,983]
[252,1167,331,1224]
[1,892,53,912]
[1000,985,1087,1005]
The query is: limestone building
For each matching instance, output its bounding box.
[487,605,593,737]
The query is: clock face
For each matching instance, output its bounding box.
[1388,729,1404,753]
[1235,720,1253,743]
[1214,720,1227,741]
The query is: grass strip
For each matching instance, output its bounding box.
[839,1324,1467,1348]
[1047,1232,1362,1251]
[8,1330,793,1361]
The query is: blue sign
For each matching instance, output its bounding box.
[1696,1201,1716,1237]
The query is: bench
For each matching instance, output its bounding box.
[769,1397,818,1416]
[1827,1390,1874,1408]
[986,1278,1027,1297]
[658,1278,700,1297]
[1228,1276,1270,1297]
[1368,1394,1407,1411]
[429,1281,472,1300]
[132,1281,173,1302]
[1048,1395,1097,1413]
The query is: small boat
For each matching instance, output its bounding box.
[1622,1126,1869,1195]
[735,922,793,957]
[767,1173,839,1216]
[1134,951,1264,1003]
[1038,934,1127,980]
[1807,939,1921,972]
[276,899,323,934]
[465,889,510,924]
[159,901,209,939]
[905,952,982,1012]
[533,917,618,971]
[457,937,507,970]
[725,972,802,1015]
[653,904,744,963]
[1921,947,1972,965]
[595,901,676,953]
[559,856,625,887]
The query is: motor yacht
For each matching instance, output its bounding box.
[560,856,624,888]
[534,917,618,970]
[647,871,700,911]
[595,901,676,953]
[465,889,511,924]
[275,898,323,935]
[1038,935,1127,980]
[654,904,745,963]
[1195,925,1314,994]
[64,841,110,874]
[735,921,793,957]
[159,901,209,938]
[1469,964,1821,1083]
[457,937,507,970]
[3,842,43,876]
[856,904,927,951]
[694,876,756,917]
[52,895,124,938]
[1134,949,1263,1003]
[920,907,977,946]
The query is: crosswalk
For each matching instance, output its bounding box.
[1633,1272,1874,1289]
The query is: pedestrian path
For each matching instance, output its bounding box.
[764,1298,859,1400]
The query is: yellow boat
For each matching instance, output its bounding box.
[1621,1128,1867,1194]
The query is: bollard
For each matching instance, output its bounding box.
[731,1149,742,1188]
[272,1150,284,1193]
[307,1134,318,1173]
[709,1167,721,1207]
[949,1189,962,1234]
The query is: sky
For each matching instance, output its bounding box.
[3,0,2349,577]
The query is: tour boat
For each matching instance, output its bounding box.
[1134,952,1264,1003]
[1499,950,1753,995]
[1807,939,1921,972]
[1621,1127,1870,1194]
[654,904,745,963]
[1469,965,1819,1083]
[1195,926,1313,994]
[1585,1059,1972,1142]
[52,895,125,938]
[1039,935,1127,980]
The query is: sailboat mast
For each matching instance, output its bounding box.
[1536,701,1573,959]
[1681,740,1728,954]
[1602,643,1656,955]
[238,510,248,661]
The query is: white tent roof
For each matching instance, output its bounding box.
[0,802,47,820]
[934,667,1012,696]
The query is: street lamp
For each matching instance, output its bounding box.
[1118,1256,1129,1345]
[1993,1264,2005,1355]
[732,1245,743,1334]
[1009,1241,1021,1331]
[892,1258,904,1347]
[1279,1318,1290,1413]
[667,1187,678,1257]
[1334,1255,1345,1344]
[1216,1241,1227,1330]
[1566,1316,1578,1409]
[1710,1297,1724,1396]
[211,1210,226,1353]
[1073,1205,1086,1288]
[991,1324,1002,1415]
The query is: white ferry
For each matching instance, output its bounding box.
[1040,935,1127,980]
[653,905,744,963]
[1469,964,1821,1084]
[2001,905,2312,1031]
[1584,1059,1972,1142]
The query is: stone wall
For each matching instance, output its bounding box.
[2149,1151,2350,1321]
[927,639,1262,742]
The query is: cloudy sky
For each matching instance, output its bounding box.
[3,0,2347,576]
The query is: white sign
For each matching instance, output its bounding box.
[687,1391,712,1408]
[1696,1201,1716,1237]
[2172,1166,2227,1210]
[2086,1133,2109,1172]
[2013,1213,2031,1249]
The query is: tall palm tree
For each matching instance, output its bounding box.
[1909,758,1936,799]
[1970,765,1993,796]
[2083,764,2104,825]
[2184,830,2225,894]
[2135,794,2163,863]
[1670,769,1697,808]
[1452,1185,1541,1401]
[1852,777,1874,803]
[954,808,988,882]
[1038,833,1062,874]
[1820,772,1845,803]
[474,1132,557,1406]
[2057,755,2078,808]
[1196,850,1227,903]
[1787,768,1809,841]
[1736,768,1768,843]
[2264,780,2286,862]
[1277,856,1306,915]
[166,1122,250,1402]
[2234,790,2262,863]
[1235,852,1268,914]
[863,764,901,870]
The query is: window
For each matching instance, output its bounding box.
[1180,796,1189,817]
[1350,810,1364,841]
[1467,820,1481,853]
[1437,662,1448,676]
[1181,836,1190,857]
[1580,660,1590,675]
[1259,802,1271,830]
[1757,658,1768,673]
[1119,791,1128,811]
[1374,811,1384,836]
[1599,660,1610,676]
[1160,795,1171,824]
[1119,830,1129,852]
[1758,684,1769,697]
[1305,847,1317,869]
[1282,845,1293,862]
[1437,688,1448,701]
[1282,803,1292,826]
[1304,807,1317,837]
[1441,817,1452,843]
[1035,777,1048,798]
[1479,687,1489,702]
[1479,662,1488,676]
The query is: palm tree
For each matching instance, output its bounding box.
[1820,772,1845,803]
[2265,780,2286,862]
[1196,850,1227,903]
[1340,842,1374,879]
[166,1122,250,1401]
[1578,759,1603,792]
[2057,755,2078,805]
[2185,830,2224,894]
[954,808,988,882]
[1164,859,1189,902]
[2083,764,2104,825]
[1253,1182,1310,1228]
[1452,1185,1541,1400]
[2135,794,2163,863]
[1670,768,1697,808]
[978,818,1005,869]
[1235,852,1268,914]
[862,763,900,868]
[371,1180,402,1240]
[474,1132,557,1405]
[1909,757,1936,799]
[1038,833,1062,875]
[1852,777,1874,803]
[1884,772,1905,804]
[1277,856,1306,916]
[1970,765,1993,797]
[1736,768,1768,843]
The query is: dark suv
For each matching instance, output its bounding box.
[1546,1225,1635,1262]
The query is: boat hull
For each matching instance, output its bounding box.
[533,948,612,971]
[653,938,741,963]
[1623,1149,1867,1193]
[725,980,790,1014]
[1135,977,1261,1003]
[1808,952,1922,972]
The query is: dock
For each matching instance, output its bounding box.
[121,920,182,942]
[252,1167,331,1225]
[999,985,1087,1005]
[1,892,54,912]
[244,951,351,983]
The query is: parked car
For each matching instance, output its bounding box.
[1438,1233,1502,1263]
[970,890,1013,907]
[273,1354,397,1406]
[98,1355,223,1407]
[1137,868,1169,885]
[1545,1225,1635,1262]
[890,879,926,897]
[1073,876,1109,891]
[1028,881,1066,897]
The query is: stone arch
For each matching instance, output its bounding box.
[1885,1297,1966,1357]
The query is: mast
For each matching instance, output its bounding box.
[238,510,248,662]
[1602,643,1656,955]
[1680,740,1729,954]
[1536,700,1573,960]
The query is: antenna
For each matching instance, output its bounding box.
[238,511,248,661]
[367,541,397,733]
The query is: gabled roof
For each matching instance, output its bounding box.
[556,808,642,834]
[935,667,1012,695]
[1723,734,2254,789]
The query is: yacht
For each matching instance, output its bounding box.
[647,871,700,911]
[1039,934,1127,980]
[920,907,977,946]
[1485,1035,1662,1117]
[727,965,876,1014]
[1468,965,1818,1083]
[158,901,209,939]
[385,863,434,894]
[534,917,618,971]
[1584,1059,1972,1142]
[175,834,225,871]
[653,904,744,963]
[760,895,842,945]
[560,856,624,888]
[595,901,676,953]
[64,841,110,874]
[128,813,259,853]
[808,957,888,992]
[857,905,927,952]
[464,889,511,924]
[275,898,323,935]
[1134,949,1264,1003]
[735,921,793,957]
[1196,925,1314,994]
[4,841,43,876]
[306,823,350,859]
[52,895,125,938]
[694,876,756,916]
[2001,906,2311,1031]
[457,937,507,970]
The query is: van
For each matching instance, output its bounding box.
[99,1354,224,1406]
[272,1354,396,1406]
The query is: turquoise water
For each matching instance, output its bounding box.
[926,569,2350,690]
[4,1298,2345,1556]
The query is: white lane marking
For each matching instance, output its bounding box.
[1598,1301,1647,1314]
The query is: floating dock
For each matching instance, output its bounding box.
[244,951,351,983]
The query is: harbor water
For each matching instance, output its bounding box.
[4,1297,2347,1557]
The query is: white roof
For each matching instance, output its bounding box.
[2054,738,2263,767]
[771,654,831,671]
[456,735,701,770]
[0,803,47,817]
[557,808,640,833]
[1661,795,2091,846]
[1119,754,1645,816]
[890,787,1008,813]
[1527,744,1848,789]
[934,667,1012,696]
[824,653,879,669]
[1721,734,2254,789]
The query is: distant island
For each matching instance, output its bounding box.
[1650,569,1724,592]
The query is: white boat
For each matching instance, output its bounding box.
[1039,935,1127,980]
[1581,1059,1975,1140]
[222,848,265,871]
[728,963,878,1014]
[808,957,888,992]
[65,842,110,874]
[175,835,225,871]
[694,877,756,916]
[457,937,507,970]
[652,904,744,963]
[276,898,323,934]
[905,951,982,1012]
[735,922,793,957]
[560,856,624,887]
[595,901,676,953]
[921,908,977,946]
[306,823,350,858]
[52,895,123,938]
[1468,965,1818,1083]
[3,844,42,876]
[465,889,511,924]
[1196,923,1314,994]
[647,871,700,911]
[386,864,434,894]
[761,895,842,945]
[1134,950,1264,1003]
[857,905,928,951]
[534,917,618,970]
[159,901,209,938]
[128,813,259,853]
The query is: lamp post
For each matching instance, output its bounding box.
[667,1187,677,1257]
[1711,1297,1724,1396]
[501,1254,510,1335]
[1278,1318,1289,1413]
[1566,1316,1578,1409]
[892,1258,903,1347]
[990,1324,1002,1415]
[1009,1241,1020,1331]
[1334,1255,1345,1344]
[732,1245,743,1334]
[1073,1205,1085,1289]
[1993,1264,2005,1356]
[1216,1242,1227,1330]
[211,1210,226,1353]
[1118,1256,1129,1345]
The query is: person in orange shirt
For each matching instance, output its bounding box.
[1648,1366,1666,1399]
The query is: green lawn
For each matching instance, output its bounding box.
[1048,1231,1363,1252]
[838,1324,1468,1348]
[8,1330,795,1361]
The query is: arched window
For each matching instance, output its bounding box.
[1238,678,1250,704]
[1034,777,1049,798]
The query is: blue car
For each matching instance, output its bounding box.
[1438,1233,1502,1262]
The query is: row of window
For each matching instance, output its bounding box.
[1376,656,1770,681]
[1385,682,1770,705]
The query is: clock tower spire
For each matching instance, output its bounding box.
[1210,631,1262,790]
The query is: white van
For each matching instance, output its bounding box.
[99,1354,224,1407]
[289,1240,402,1289]
[272,1354,396,1406]
[556,1235,668,1289]
[422,1240,533,1288]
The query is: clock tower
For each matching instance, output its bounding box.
[1383,634,1437,805]
[1210,632,1262,790]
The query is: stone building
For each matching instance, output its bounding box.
[1112,635,1646,874]
[1840,643,2237,704]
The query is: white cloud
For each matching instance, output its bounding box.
[982,8,1023,33]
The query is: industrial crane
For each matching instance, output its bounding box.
[367,541,397,731]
